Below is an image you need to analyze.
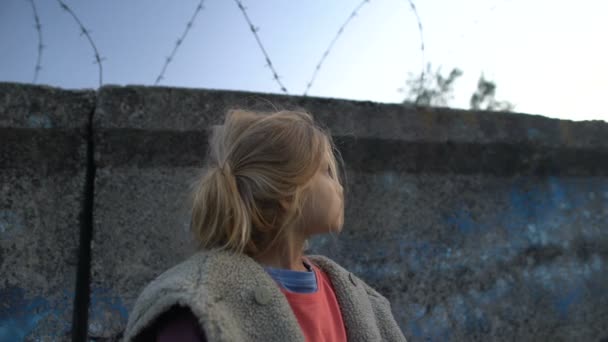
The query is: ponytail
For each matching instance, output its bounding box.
[190,162,252,254]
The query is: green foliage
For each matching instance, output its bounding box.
[470,74,514,111]
[402,64,514,112]
[404,63,463,107]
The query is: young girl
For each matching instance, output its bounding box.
[122,109,406,341]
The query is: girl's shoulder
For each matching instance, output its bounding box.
[305,254,390,304]
[136,248,249,293]
[123,250,227,341]
[125,250,238,341]
[124,249,306,341]
[303,255,406,342]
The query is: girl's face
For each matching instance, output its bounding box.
[300,154,344,236]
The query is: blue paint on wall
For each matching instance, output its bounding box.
[445,209,477,234]
[378,171,416,196]
[26,113,53,129]
[398,240,445,272]
[526,259,600,322]
[445,279,510,336]
[464,307,491,335]
[407,305,451,342]
[89,286,129,322]
[468,278,511,306]
[0,286,72,340]
[554,285,583,319]
[408,302,427,320]
[448,295,468,326]
[527,128,542,139]
[441,177,608,265]
[398,176,608,340]
[0,210,24,235]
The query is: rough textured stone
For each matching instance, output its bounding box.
[0,82,95,341]
[88,167,198,339]
[310,171,608,341]
[2,82,607,341]
[91,85,608,341]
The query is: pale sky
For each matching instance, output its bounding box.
[1,0,606,122]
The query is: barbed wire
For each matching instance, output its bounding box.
[403,0,426,105]
[303,0,371,97]
[397,0,426,105]
[27,0,44,84]
[34,1,423,96]
[233,0,288,94]
[57,0,104,87]
[155,0,206,85]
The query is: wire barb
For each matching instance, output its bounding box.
[303,0,370,96]
[27,0,44,83]
[57,0,104,87]
[155,0,206,85]
[234,0,289,94]
[405,0,426,104]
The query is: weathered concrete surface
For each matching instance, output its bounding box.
[91,85,608,341]
[309,172,608,341]
[2,82,608,341]
[88,167,198,339]
[0,82,95,341]
[89,86,215,339]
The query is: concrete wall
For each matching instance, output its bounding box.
[1,81,607,341]
[0,83,95,341]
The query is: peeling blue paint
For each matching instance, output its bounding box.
[464,307,490,335]
[591,254,603,271]
[398,176,608,340]
[407,305,451,342]
[26,113,53,129]
[527,128,542,139]
[448,295,467,326]
[382,171,397,188]
[408,302,427,320]
[357,262,404,281]
[0,210,24,235]
[398,241,437,272]
[547,177,571,210]
[0,286,72,341]
[377,171,416,196]
[468,278,511,306]
[89,286,129,323]
[520,259,602,321]
[441,177,608,266]
[445,209,478,234]
[555,285,583,319]
[407,320,424,339]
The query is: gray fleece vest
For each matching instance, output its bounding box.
[122,249,407,342]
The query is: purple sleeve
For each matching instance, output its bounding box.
[153,305,207,342]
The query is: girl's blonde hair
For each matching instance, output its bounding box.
[188,108,343,258]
